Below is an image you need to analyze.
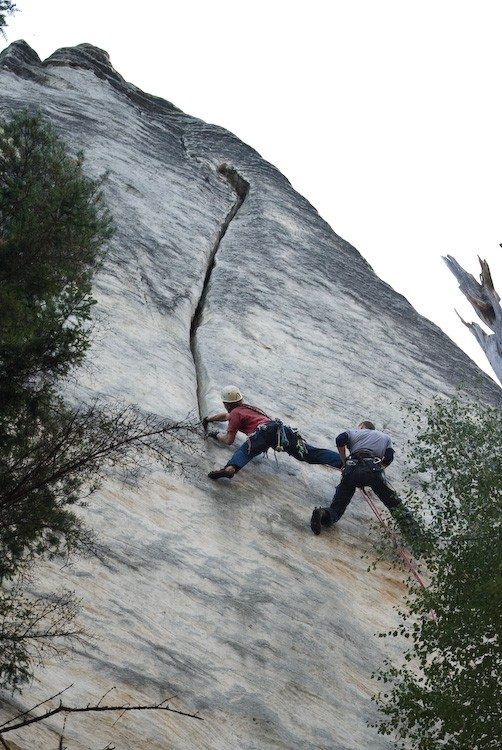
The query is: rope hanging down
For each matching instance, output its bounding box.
[358,487,427,590]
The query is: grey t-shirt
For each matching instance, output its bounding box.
[345,429,392,459]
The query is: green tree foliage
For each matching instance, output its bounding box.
[372,394,502,750]
[0,109,111,570]
[0,584,82,690]
[0,110,112,689]
[0,111,197,690]
[0,110,112,404]
[0,2,16,35]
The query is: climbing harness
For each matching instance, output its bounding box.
[272,419,308,458]
[347,456,383,471]
[238,404,273,456]
[250,418,308,460]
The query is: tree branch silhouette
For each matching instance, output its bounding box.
[0,684,202,736]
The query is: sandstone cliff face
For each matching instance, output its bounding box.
[0,42,500,750]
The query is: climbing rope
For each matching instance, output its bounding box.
[358,487,428,590]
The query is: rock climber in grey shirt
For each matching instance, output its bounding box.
[310,420,404,535]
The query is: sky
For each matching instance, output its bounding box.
[1,0,501,381]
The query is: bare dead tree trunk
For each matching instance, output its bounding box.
[443,254,502,385]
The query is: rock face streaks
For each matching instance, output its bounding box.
[0,41,500,750]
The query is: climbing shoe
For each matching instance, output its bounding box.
[310,506,325,535]
[208,468,235,480]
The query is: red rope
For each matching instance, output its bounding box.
[358,487,428,590]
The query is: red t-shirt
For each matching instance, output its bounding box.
[227,406,271,436]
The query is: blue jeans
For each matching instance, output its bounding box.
[324,458,400,525]
[225,421,342,471]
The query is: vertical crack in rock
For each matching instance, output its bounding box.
[190,164,250,415]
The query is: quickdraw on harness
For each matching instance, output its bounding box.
[250,416,308,459]
[272,419,308,458]
[275,421,289,451]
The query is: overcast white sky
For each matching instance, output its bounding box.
[2,0,501,381]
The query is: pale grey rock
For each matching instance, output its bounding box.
[0,41,500,750]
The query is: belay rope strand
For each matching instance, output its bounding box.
[360,487,437,621]
[358,487,428,590]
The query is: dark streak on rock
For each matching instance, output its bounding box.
[189,164,250,414]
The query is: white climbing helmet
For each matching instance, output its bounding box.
[221,385,243,403]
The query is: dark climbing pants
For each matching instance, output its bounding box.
[225,421,342,472]
[325,459,400,525]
